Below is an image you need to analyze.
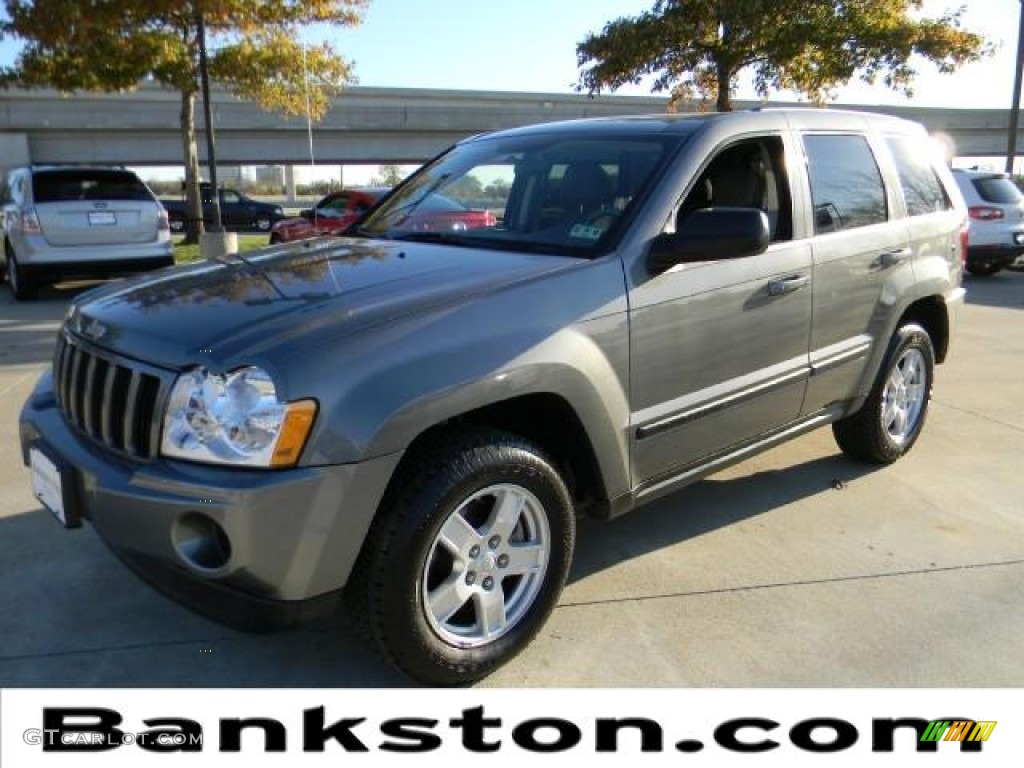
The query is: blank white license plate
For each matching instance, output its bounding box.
[88,211,117,226]
[30,447,66,526]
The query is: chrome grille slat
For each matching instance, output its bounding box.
[100,362,117,445]
[59,339,73,410]
[52,333,169,462]
[81,355,99,436]
[124,370,141,456]
[67,346,85,425]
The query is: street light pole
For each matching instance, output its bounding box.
[1006,0,1024,174]
[196,6,224,232]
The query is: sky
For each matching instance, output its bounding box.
[1,0,1021,181]
[319,0,1020,108]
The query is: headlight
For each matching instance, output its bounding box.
[161,366,316,468]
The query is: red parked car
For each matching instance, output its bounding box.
[269,188,386,244]
[271,189,496,243]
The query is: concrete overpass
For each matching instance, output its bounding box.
[0,82,1020,168]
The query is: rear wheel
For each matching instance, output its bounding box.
[168,214,186,234]
[833,323,934,464]
[965,262,1002,276]
[6,246,39,301]
[252,215,273,232]
[349,430,575,685]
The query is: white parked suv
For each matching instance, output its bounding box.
[1,166,174,300]
[952,168,1024,276]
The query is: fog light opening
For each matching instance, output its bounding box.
[174,513,232,572]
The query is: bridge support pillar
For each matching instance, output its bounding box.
[284,165,297,202]
[0,133,31,170]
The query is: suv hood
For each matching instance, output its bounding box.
[66,237,580,369]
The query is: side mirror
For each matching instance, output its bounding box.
[647,207,770,273]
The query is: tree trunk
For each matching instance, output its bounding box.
[715,58,733,112]
[180,89,204,244]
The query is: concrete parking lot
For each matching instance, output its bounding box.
[0,272,1022,687]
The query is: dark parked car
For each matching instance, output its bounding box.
[22,109,965,685]
[161,183,284,234]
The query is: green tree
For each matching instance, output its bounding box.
[577,0,989,112]
[1,0,367,242]
[370,164,406,187]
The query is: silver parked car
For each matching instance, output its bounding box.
[21,109,966,684]
[952,167,1024,275]
[1,166,174,300]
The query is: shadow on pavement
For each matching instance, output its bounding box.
[963,269,1024,311]
[0,506,407,688]
[0,451,880,688]
[570,453,879,584]
[0,282,102,367]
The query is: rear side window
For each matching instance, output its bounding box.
[886,137,952,216]
[972,176,1022,205]
[32,170,153,203]
[804,134,887,234]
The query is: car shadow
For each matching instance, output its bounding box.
[963,268,1024,310]
[0,282,103,366]
[0,505,409,688]
[569,453,880,585]
[0,451,880,688]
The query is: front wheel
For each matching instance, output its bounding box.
[833,323,934,464]
[252,216,273,232]
[350,430,575,685]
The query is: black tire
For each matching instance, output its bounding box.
[269,233,282,245]
[253,216,273,232]
[832,323,935,464]
[349,429,575,685]
[168,215,186,234]
[965,263,1001,276]
[6,246,39,301]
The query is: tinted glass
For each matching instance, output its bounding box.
[804,135,887,233]
[357,133,683,255]
[419,194,467,212]
[972,177,1023,205]
[318,194,352,213]
[886,137,951,216]
[32,170,153,203]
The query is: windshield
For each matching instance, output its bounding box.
[357,131,684,255]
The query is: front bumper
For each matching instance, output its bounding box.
[19,370,401,630]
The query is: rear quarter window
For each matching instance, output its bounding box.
[886,136,952,216]
[803,134,887,234]
[32,170,154,203]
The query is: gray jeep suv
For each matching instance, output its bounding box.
[20,109,966,685]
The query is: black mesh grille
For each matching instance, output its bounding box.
[53,333,167,460]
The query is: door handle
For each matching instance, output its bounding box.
[767,274,810,296]
[878,247,911,267]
